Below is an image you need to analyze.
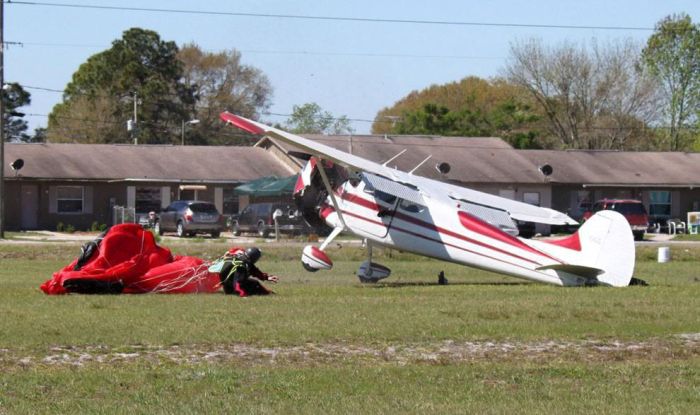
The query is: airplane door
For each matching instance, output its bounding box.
[340,182,397,239]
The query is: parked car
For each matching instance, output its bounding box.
[582,199,649,241]
[232,202,310,237]
[155,200,224,238]
[515,220,536,238]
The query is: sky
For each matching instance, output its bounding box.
[5,0,700,135]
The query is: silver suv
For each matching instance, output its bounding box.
[155,200,224,238]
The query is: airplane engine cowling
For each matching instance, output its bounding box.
[301,245,333,272]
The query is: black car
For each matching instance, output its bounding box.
[232,202,310,237]
[155,200,224,238]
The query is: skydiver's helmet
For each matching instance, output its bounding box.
[244,247,262,264]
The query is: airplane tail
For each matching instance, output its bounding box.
[534,210,635,286]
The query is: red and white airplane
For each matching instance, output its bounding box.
[221,112,636,287]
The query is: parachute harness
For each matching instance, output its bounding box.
[220,256,246,284]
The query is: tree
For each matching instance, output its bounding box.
[48,28,194,144]
[30,127,47,143]
[285,103,354,135]
[373,77,543,148]
[642,14,700,151]
[505,38,660,150]
[177,44,273,145]
[2,82,31,142]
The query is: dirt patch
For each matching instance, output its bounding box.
[3,336,698,368]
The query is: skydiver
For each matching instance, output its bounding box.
[218,247,279,297]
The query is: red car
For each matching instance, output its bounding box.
[582,199,649,240]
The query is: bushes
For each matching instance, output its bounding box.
[55,221,107,233]
[56,222,76,233]
[90,221,108,232]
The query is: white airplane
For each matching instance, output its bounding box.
[221,112,636,287]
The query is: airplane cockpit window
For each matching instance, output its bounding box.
[364,187,397,205]
[399,199,425,213]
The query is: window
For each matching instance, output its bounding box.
[364,187,397,205]
[57,186,84,213]
[135,187,161,213]
[649,191,671,220]
[399,199,425,213]
[523,192,540,207]
[612,202,646,215]
[190,202,218,213]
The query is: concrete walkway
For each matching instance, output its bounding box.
[0,229,694,245]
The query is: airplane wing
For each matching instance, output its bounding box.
[220,112,578,226]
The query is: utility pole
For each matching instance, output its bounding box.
[127,92,140,144]
[132,92,138,145]
[0,0,5,239]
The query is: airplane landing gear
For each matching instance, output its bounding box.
[357,242,391,283]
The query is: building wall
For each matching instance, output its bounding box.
[5,176,699,232]
[3,179,241,231]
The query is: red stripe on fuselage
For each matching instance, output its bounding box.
[542,232,582,251]
[457,211,560,261]
[340,209,540,272]
[338,192,553,267]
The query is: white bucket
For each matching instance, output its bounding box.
[657,247,671,263]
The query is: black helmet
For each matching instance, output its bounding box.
[244,247,262,264]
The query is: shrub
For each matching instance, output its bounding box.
[56,222,65,232]
[90,222,109,232]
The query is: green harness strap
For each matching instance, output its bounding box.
[221,257,246,284]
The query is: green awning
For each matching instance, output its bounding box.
[234,175,298,197]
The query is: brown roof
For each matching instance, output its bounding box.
[3,143,295,182]
[263,135,700,186]
[519,150,700,186]
[262,135,544,183]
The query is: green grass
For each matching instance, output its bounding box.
[0,241,698,413]
[673,233,700,241]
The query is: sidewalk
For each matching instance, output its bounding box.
[0,229,693,245]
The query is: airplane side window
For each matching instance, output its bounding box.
[364,187,397,205]
[399,199,425,213]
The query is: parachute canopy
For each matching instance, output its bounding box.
[40,224,220,295]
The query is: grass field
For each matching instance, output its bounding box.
[0,240,698,414]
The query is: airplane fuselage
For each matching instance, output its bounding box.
[317,179,588,286]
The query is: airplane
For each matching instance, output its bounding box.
[220,112,636,287]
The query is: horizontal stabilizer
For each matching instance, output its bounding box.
[536,264,604,280]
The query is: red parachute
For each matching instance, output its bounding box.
[40,224,221,295]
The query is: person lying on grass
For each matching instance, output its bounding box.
[218,247,279,297]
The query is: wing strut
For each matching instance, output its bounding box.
[382,149,407,167]
[409,155,432,174]
[316,158,347,229]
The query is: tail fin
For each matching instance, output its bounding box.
[536,210,635,286]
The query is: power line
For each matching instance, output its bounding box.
[7,1,654,31]
[6,40,504,60]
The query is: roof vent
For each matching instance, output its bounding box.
[539,164,553,177]
[11,159,24,172]
[436,162,451,175]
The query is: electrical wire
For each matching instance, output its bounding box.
[7,1,654,31]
